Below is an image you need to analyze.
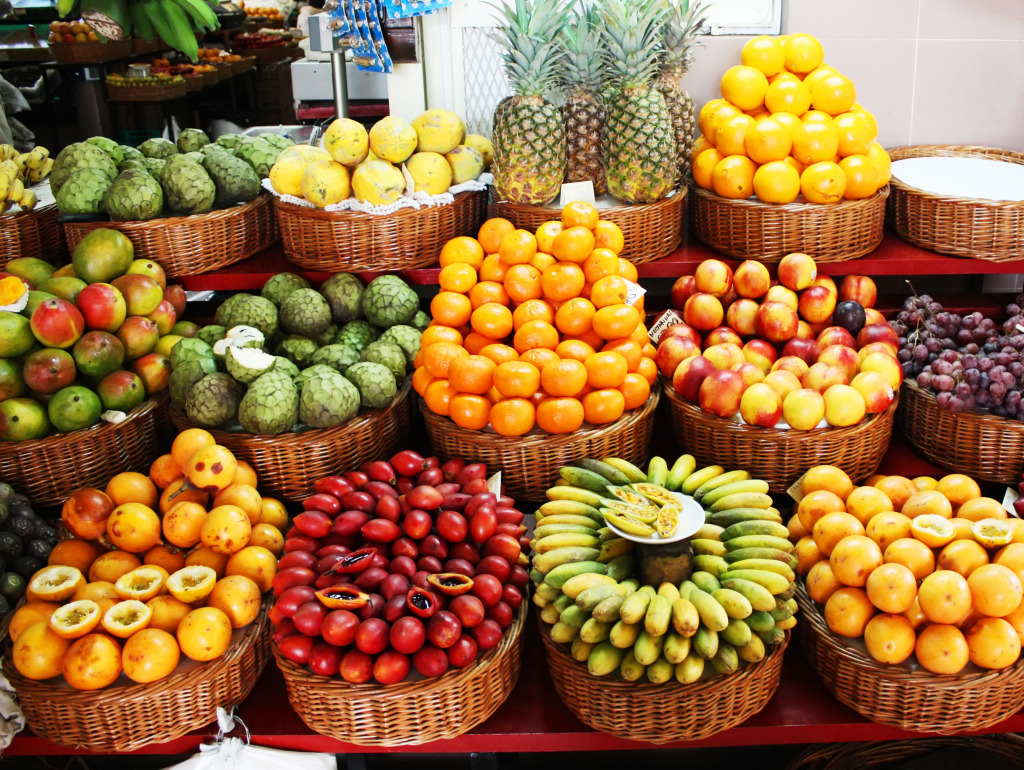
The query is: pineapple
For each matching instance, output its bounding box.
[656,0,708,181]
[491,0,574,206]
[559,5,607,196]
[599,0,677,203]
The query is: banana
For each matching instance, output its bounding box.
[692,554,730,578]
[534,532,600,553]
[587,641,626,676]
[712,588,752,620]
[7,178,23,202]
[539,603,561,624]
[549,621,579,644]
[602,554,635,581]
[693,469,752,501]
[545,485,606,508]
[671,597,699,637]
[576,583,628,612]
[28,158,54,184]
[676,650,705,683]
[537,554,603,582]
[0,174,14,203]
[537,502,603,522]
[609,619,642,649]
[700,479,771,508]
[724,547,798,569]
[529,568,544,584]
[724,535,794,553]
[579,617,613,643]
[597,538,634,564]
[561,572,616,600]
[592,594,625,624]
[646,656,675,684]
[690,570,721,594]
[711,642,739,675]
[559,604,589,629]
[13,154,30,174]
[727,559,796,582]
[645,456,668,488]
[170,0,219,31]
[571,636,596,663]
[142,0,185,55]
[619,650,646,681]
[0,145,14,161]
[720,569,791,595]
[0,159,19,180]
[162,0,200,60]
[688,587,730,632]
[721,578,776,612]
[633,629,664,665]
[721,618,752,647]
[574,458,631,486]
[708,492,774,512]
[643,594,672,636]
[720,519,791,542]
[600,457,647,483]
[601,510,655,537]
[619,585,654,624]
[691,538,727,557]
[559,466,611,493]
[534,523,597,540]
[665,454,696,491]
[738,634,766,663]
[694,522,725,540]
[681,464,725,495]
[663,632,691,664]
[707,507,783,527]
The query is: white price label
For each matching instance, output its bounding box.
[1003,486,1020,517]
[559,181,596,207]
[623,279,646,307]
[787,473,807,504]
[1015,324,1024,334]
[486,471,502,497]
[647,309,684,345]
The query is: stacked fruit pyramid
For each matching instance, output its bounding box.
[415,202,656,436]
[693,33,891,204]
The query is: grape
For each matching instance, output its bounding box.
[1007,391,1022,410]
[933,374,955,392]
[955,382,973,398]
[916,371,934,389]
[991,382,1008,400]
[965,343,980,355]
[932,360,953,376]
[962,354,978,369]
[898,348,912,363]
[964,368,981,386]
[936,391,953,408]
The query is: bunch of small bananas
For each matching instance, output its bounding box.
[0,145,51,214]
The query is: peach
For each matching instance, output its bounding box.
[817,344,861,382]
[720,285,739,310]
[704,326,743,348]
[857,323,899,352]
[858,341,899,363]
[778,253,818,291]
[851,371,895,414]
[765,285,799,311]
[796,320,816,339]
[743,339,778,373]
[661,323,702,347]
[694,259,733,298]
[798,285,837,324]
[656,335,701,378]
[772,355,810,379]
[860,351,904,390]
[732,361,766,388]
[764,369,802,401]
[817,326,856,350]
[733,260,771,299]
[802,362,849,394]
[864,308,887,326]
[782,337,821,366]
[683,293,724,332]
[670,275,697,311]
[672,355,717,402]
[811,274,838,297]
[839,275,877,309]
[703,342,745,371]
[754,301,799,343]
[740,382,783,427]
[699,369,745,418]
[726,299,760,337]
[823,384,867,427]
[783,388,826,430]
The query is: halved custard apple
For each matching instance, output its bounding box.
[49,599,101,639]
[114,566,166,601]
[166,565,217,603]
[101,599,153,638]
[28,566,86,602]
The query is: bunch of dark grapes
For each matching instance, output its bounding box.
[890,293,962,378]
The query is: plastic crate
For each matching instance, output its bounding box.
[255,59,295,125]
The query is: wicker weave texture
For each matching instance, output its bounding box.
[0,395,170,506]
[62,195,277,279]
[170,379,414,502]
[493,191,686,265]
[887,145,1024,262]
[664,383,895,493]
[0,205,62,265]
[49,39,132,64]
[786,735,1024,770]
[275,190,488,272]
[4,604,271,752]
[421,385,660,502]
[273,602,525,746]
[541,621,788,743]
[795,583,1024,735]
[898,381,1024,485]
[689,184,888,263]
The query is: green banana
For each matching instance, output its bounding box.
[711,642,739,675]
[707,507,783,527]
[665,454,696,491]
[681,465,725,495]
[700,479,771,508]
[162,0,199,60]
[129,0,156,40]
[170,0,218,32]
[691,538,727,557]
[574,458,632,486]
[720,519,791,542]
[720,569,791,595]
[645,456,669,488]
[690,570,721,594]
[724,535,795,553]
[721,578,777,612]
[588,641,626,676]
[727,558,796,581]
[601,457,647,484]
[693,470,752,501]
[592,594,625,624]
[142,0,186,58]
[619,650,646,681]
[540,558,605,586]
[692,554,730,578]
[559,466,611,493]
[545,486,607,508]
[708,492,774,512]
[676,650,704,683]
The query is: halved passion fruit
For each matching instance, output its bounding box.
[49,599,101,639]
[973,518,1014,549]
[114,566,166,602]
[28,565,86,602]
[603,486,658,511]
[632,483,679,508]
[165,565,217,603]
[314,586,370,609]
[600,499,658,523]
[101,599,153,638]
[655,503,681,538]
[601,510,655,538]
[427,573,474,596]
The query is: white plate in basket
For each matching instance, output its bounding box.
[891,156,1024,202]
[604,492,706,545]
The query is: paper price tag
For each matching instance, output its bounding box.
[487,471,502,497]
[1003,486,1020,517]
[647,309,684,345]
[1016,324,1024,334]
[623,279,646,307]
[787,473,807,504]
[559,181,596,207]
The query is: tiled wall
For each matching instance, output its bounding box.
[684,0,1024,151]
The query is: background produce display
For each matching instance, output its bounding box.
[0,144,52,214]
[415,203,656,437]
[793,465,1024,675]
[0,482,59,616]
[659,253,901,428]
[174,272,423,434]
[267,111,492,209]
[0,230,184,440]
[270,453,528,685]
[692,33,891,204]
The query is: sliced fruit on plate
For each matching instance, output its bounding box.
[632,483,680,508]
[604,486,658,510]
[49,599,101,639]
[602,509,656,537]
[656,503,681,538]
[600,498,658,523]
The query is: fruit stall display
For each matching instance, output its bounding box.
[269,453,529,745]
[0,484,60,619]
[791,464,1024,734]
[0,143,62,264]
[2,433,276,750]
[533,454,793,742]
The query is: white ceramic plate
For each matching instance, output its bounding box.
[604,492,706,545]
[891,156,1024,202]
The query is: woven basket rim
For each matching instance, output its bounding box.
[1,202,57,222]
[65,193,268,230]
[689,181,890,212]
[493,188,687,214]
[886,145,1024,206]
[274,189,482,222]
[785,734,1024,770]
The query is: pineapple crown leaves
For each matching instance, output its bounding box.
[597,0,672,90]
[661,0,709,72]
[488,0,576,99]
[558,4,606,93]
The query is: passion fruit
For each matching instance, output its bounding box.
[62,633,122,690]
[102,599,153,638]
[315,586,370,609]
[185,445,238,494]
[973,518,1014,549]
[205,575,261,629]
[165,565,217,603]
[12,621,71,680]
[8,600,61,641]
[49,599,102,639]
[427,573,475,596]
[122,627,181,683]
[105,502,163,554]
[147,593,193,633]
[114,566,166,601]
[177,606,233,662]
[27,565,85,602]
[199,504,252,556]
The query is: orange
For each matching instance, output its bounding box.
[711,155,757,199]
[448,354,496,395]
[170,428,215,469]
[783,33,824,74]
[489,398,535,437]
[479,254,508,283]
[512,299,554,330]
[698,99,741,142]
[493,361,541,399]
[535,397,585,434]
[430,291,473,327]
[865,511,912,552]
[752,160,801,204]
[551,226,596,264]
[556,338,597,362]
[463,331,492,355]
[801,465,854,501]
[838,155,879,200]
[884,538,935,581]
[807,560,842,604]
[918,570,973,624]
[440,235,485,268]
[801,161,847,204]
[916,623,969,674]
[412,366,436,396]
[692,148,725,190]
[106,503,162,554]
[720,65,769,111]
[535,220,564,254]
[420,324,463,350]
[468,280,509,309]
[845,487,894,527]
[969,563,1023,618]
[966,616,1021,669]
[745,117,793,164]
[593,220,624,254]
[206,575,262,628]
[691,136,714,160]
[809,73,856,116]
[593,304,640,340]
[863,613,917,665]
[865,562,917,613]
[449,394,491,430]
[478,218,515,255]
[636,357,658,386]
[149,454,183,490]
[958,497,1007,522]
[583,351,628,389]
[88,550,142,584]
[715,113,755,157]
[62,632,122,690]
[866,142,892,184]
[122,627,180,684]
[824,586,875,638]
[438,262,477,293]
[902,490,954,520]
[764,77,811,115]
[619,372,651,410]
[591,276,629,309]
[479,343,519,366]
[423,341,468,379]
[602,338,644,371]
[518,348,560,373]
[561,201,599,230]
[937,539,989,578]
[741,35,785,76]
[873,476,918,511]
[498,229,538,265]
[541,358,588,398]
[795,535,825,575]
[830,534,883,587]
[555,297,596,337]
[541,262,586,302]
[797,489,847,531]
[833,110,875,156]
[513,320,559,354]
[105,472,158,509]
[936,474,982,509]
[582,388,625,425]
[48,538,103,574]
[583,249,621,284]
[177,606,233,662]
[470,302,513,340]
[812,511,864,556]
[503,264,543,304]
[792,120,839,166]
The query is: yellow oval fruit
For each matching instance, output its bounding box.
[166,565,218,603]
[368,116,418,164]
[322,117,370,166]
[206,575,262,628]
[177,606,233,662]
[445,145,484,184]
[351,160,406,206]
[13,621,70,680]
[300,159,352,208]
[201,504,252,555]
[122,627,181,684]
[464,134,493,170]
[268,153,311,197]
[411,108,466,154]
[405,151,453,195]
[62,633,122,690]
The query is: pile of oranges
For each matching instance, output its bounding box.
[693,33,891,205]
[792,465,1024,674]
[413,202,657,436]
[8,428,284,689]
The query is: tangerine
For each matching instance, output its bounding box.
[420,325,463,349]
[498,229,538,265]
[593,220,624,254]
[440,235,485,268]
[593,304,640,340]
[478,343,519,366]
[477,219,515,255]
[449,394,491,430]
[536,397,585,434]
[582,388,625,425]
[488,398,535,437]
[479,255,508,283]
[541,262,586,302]
[513,320,559,354]
[541,358,588,398]
[448,355,496,395]
[423,341,468,379]
[430,291,473,327]
[554,297,596,337]
[493,361,541,399]
[619,372,651,410]
[561,201,599,230]
[503,264,543,304]
[552,227,596,264]
[535,220,564,253]
[438,263,477,294]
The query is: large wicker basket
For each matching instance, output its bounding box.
[787,735,1024,770]
[49,38,132,65]
[493,191,686,264]
[275,190,488,272]
[170,379,414,502]
[421,385,660,502]
[62,195,277,279]
[887,145,1024,262]
[795,582,1024,734]
[0,204,62,265]
[664,383,896,493]
[898,380,1024,485]
[689,184,888,263]
[272,602,526,746]
[0,395,170,507]
[3,603,271,752]
[541,622,788,743]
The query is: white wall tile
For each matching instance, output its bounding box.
[785,0,920,40]
[918,0,1024,40]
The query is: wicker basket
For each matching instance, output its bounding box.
[787,735,1024,770]
[170,379,414,502]
[184,74,204,92]
[897,380,1024,485]
[274,190,488,272]
[689,184,888,263]
[3,603,271,752]
[272,602,526,746]
[0,204,62,265]
[106,80,188,102]
[421,385,660,502]
[887,145,1024,262]
[0,395,169,507]
[493,191,686,264]
[62,194,277,279]
[664,382,896,493]
[795,582,1024,734]
[541,621,788,743]
[49,38,132,65]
